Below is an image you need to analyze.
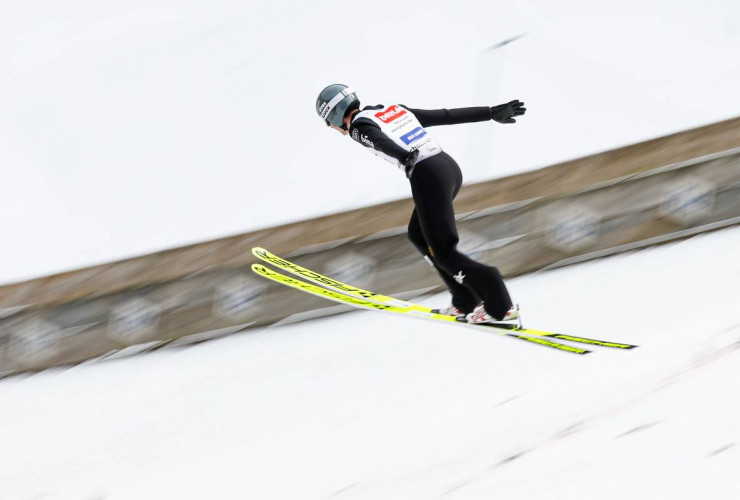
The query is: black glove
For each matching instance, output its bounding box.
[490,100,526,123]
[401,148,420,178]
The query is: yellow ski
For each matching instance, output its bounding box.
[252,263,591,355]
[252,248,638,351]
[252,247,425,310]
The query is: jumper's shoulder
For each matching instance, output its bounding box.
[350,106,383,133]
[353,104,383,122]
[349,121,380,148]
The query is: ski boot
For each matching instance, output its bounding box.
[431,305,467,319]
[466,303,522,328]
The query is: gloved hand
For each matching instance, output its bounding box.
[490,100,526,123]
[401,148,420,178]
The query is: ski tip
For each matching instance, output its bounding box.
[251,263,269,274]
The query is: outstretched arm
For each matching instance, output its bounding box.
[404,100,526,127]
[403,106,491,127]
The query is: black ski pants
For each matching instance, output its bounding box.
[407,152,513,319]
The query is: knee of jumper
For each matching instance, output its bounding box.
[426,245,457,272]
[407,226,426,251]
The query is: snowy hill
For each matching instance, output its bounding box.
[3,0,740,284]
[0,226,738,499]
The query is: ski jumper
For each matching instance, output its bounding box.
[349,105,514,319]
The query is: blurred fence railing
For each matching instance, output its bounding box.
[1,137,739,376]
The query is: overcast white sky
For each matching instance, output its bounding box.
[1,0,739,285]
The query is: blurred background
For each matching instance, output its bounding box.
[1,1,739,499]
[2,0,740,284]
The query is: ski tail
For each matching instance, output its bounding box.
[479,323,638,350]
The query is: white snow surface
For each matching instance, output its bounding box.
[1,227,739,500]
[2,0,740,284]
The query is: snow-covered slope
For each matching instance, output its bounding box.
[3,0,740,284]
[0,227,738,500]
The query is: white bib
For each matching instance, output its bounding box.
[353,105,442,171]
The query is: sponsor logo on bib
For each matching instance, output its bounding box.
[401,127,427,145]
[375,105,407,123]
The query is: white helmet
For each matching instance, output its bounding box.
[316,84,360,127]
